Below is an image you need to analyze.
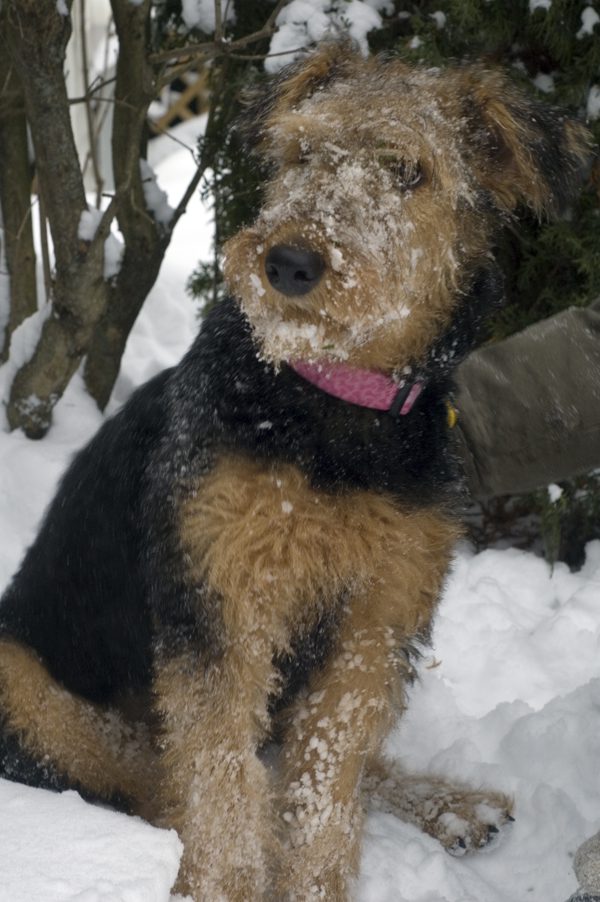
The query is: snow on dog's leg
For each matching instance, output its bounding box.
[154,641,277,901]
[0,637,153,808]
[362,757,514,854]
[275,608,411,900]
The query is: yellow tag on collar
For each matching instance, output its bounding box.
[446,399,458,428]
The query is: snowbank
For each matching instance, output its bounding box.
[0,780,182,902]
[359,543,600,901]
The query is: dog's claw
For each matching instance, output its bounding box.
[449,837,468,857]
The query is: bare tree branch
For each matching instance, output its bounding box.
[150,0,291,67]
[84,0,164,409]
[213,0,223,45]
[4,0,113,437]
[68,75,118,105]
[36,192,52,305]
[228,46,309,63]
[5,0,86,275]
[0,37,37,360]
[79,0,104,207]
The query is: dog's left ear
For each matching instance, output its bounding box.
[236,41,356,154]
[460,68,595,217]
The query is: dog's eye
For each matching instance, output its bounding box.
[378,154,425,191]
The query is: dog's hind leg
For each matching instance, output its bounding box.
[362,756,514,854]
[0,637,154,809]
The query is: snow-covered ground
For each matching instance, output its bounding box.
[1,122,599,902]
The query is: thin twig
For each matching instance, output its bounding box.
[259,0,289,34]
[228,46,308,62]
[169,133,211,231]
[151,40,218,66]
[157,58,215,90]
[149,122,204,156]
[79,0,104,207]
[68,75,117,105]
[91,89,113,157]
[150,0,291,66]
[169,158,208,232]
[69,95,139,113]
[15,198,37,244]
[214,0,222,44]
[90,15,116,155]
[37,188,52,305]
[88,191,120,249]
[168,76,222,231]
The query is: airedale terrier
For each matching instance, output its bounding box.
[0,44,593,900]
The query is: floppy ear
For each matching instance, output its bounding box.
[236,41,357,153]
[460,68,595,217]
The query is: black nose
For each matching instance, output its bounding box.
[265,245,325,297]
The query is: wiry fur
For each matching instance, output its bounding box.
[0,44,593,900]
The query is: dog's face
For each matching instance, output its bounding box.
[223,45,592,373]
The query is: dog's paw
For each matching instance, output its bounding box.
[435,795,514,856]
[363,761,513,855]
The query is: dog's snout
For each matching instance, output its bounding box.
[265,245,325,297]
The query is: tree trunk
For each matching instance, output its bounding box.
[83,0,164,410]
[84,234,169,409]
[3,0,112,437]
[0,20,37,360]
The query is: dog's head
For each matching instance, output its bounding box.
[223,44,593,374]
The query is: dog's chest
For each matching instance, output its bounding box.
[179,453,459,646]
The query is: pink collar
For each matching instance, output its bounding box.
[290,359,423,415]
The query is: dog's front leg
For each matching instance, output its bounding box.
[154,637,277,902]
[276,593,409,901]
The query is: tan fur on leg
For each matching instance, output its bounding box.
[275,586,444,900]
[0,638,154,805]
[155,646,277,901]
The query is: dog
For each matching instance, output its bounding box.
[0,43,592,900]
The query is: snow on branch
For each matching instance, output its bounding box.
[180,0,236,33]
[139,160,175,227]
[265,0,391,73]
[78,209,125,280]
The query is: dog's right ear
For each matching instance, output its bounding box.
[237,41,356,153]
[458,67,595,217]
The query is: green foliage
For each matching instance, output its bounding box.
[164,0,274,311]
[187,55,268,310]
[493,186,600,338]
[538,472,600,568]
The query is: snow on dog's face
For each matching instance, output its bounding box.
[223,44,592,373]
